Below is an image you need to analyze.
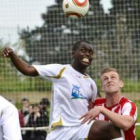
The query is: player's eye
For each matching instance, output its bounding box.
[81,49,86,53]
[89,51,93,55]
[111,76,116,79]
[103,77,108,81]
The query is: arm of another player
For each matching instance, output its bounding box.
[2,47,38,76]
[80,106,135,131]
[1,104,22,140]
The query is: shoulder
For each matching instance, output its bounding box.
[32,64,66,76]
[33,63,64,69]
[119,97,136,106]
[93,98,106,106]
[0,96,13,108]
[119,97,137,118]
[119,97,137,111]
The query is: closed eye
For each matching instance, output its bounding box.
[103,77,108,81]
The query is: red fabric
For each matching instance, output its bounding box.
[18,110,25,127]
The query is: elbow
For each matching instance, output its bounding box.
[120,121,134,131]
[23,71,38,76]
[22,66,38,76]
[118,116,135,131]
[121,125,130,131]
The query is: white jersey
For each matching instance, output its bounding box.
[33,64,97,128]
[0,96,22,140]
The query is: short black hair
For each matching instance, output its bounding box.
[40,98,50,106]
[72,40,92,51]
[21,98,29,101]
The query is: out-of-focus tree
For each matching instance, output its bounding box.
[18,0,140,80]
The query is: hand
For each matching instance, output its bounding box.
[79,106,101,124]
[2,47,14,57]
[35,112,41,118]
[88,101,94,110]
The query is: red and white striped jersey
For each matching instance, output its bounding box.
[93,97,137,140]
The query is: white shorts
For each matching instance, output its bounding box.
[46,121,94,140]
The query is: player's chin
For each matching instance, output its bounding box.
[82,62,91,67]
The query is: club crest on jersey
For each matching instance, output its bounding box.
[71,85,87,99]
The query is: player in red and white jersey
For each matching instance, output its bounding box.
[92,97,137,140]
[81,67,137,140]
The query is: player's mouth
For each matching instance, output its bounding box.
[82,58,90,64]
[107,84,114,87]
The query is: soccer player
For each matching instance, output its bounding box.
[80,67,137,140]
[0,95,22,140]
[3,41,123,140]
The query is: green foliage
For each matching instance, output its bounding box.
[0,55,52,92]
[0,76,52,92]
[18,0,140,81]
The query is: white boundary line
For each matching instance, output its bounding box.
[21,123,140,131]
[136,123,140,126]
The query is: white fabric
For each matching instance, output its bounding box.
[0,96,22,140]
[112,138,124,140]
[33,64,97,128]
[46,120,94,140]
[33,64,97,139]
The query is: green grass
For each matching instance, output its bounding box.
[136,126,140,140]
[135,101,140,139]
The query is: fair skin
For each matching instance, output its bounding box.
[80,71,135,131]
[22,100,29,111]
[33,106,41,120]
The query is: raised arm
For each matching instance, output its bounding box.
[2,47,38,76]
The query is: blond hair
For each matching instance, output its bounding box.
[101,67,122,80]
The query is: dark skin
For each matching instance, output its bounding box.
[3,47,38,76]
[2,42,122,140]
[71,42,94,74]
[88,120,121,140]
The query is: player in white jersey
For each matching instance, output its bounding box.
[81,67,137,140]
[0,95,22,140]
[3,41,123,140]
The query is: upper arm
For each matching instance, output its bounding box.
[28,65,39,76]
[119,101,137,130]
[2,105,22,139]
[122,102,137,121]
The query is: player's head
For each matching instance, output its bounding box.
[100,67,124,94]
[71,40,94,68]
[21,98,29,107]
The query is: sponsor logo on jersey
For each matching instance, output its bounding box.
[71,85,87,99]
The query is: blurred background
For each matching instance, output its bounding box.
[0,0,140,139]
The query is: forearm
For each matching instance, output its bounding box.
[99,106,134,130]
[10,53,38,76]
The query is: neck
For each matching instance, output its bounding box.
[71,63,86,75]
[105,92,122,107]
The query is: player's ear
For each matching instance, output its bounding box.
[120,80,124,88]
[71,51,75,59]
